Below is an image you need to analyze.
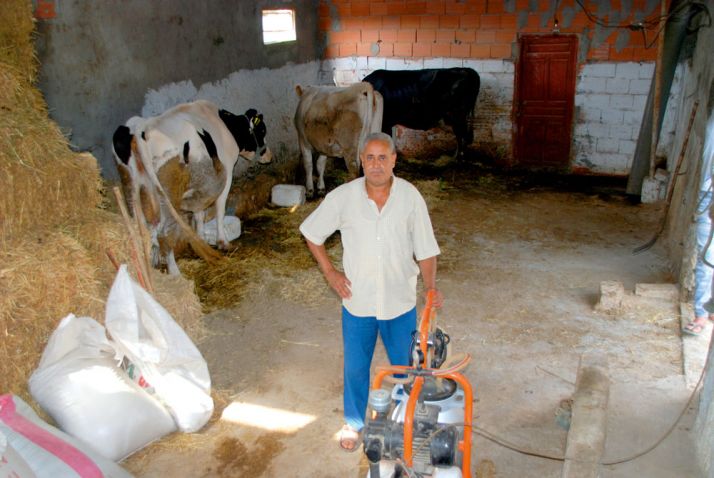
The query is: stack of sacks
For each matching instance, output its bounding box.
[0,393,134,477]
[28,265,213,463]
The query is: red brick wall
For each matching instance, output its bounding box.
[319,0,662,62]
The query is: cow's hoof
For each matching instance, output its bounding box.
[317,189,326,197]
[217,240,237,252]
[306,189,315,200]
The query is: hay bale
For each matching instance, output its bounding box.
[0,0,205,404]
[0,0,38,81]
[152,272,205,343]
[0,232,103,399]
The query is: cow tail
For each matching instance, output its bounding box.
[372,90,384,134]
[134,132,225,266]
[356,84,382,175]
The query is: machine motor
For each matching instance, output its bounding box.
[363,380,465,477]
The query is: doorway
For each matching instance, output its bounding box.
[514,34,578,168]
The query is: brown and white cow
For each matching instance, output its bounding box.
[294,82,383,197]
[112,99,273,274]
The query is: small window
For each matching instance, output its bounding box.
[262,9,296,45]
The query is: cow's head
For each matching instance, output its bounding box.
[218,108,273,164]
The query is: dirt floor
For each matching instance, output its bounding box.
[123,157,707,477]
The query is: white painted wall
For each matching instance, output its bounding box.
[321,57,683,174]
[573,61,683,175]
[139,57,684,176]
[321,57,514,158]
[138,61,324,177]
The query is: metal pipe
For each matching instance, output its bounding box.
[626,0,701,197]
[649,0,667,179]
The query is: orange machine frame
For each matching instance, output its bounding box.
[371,290,473,478]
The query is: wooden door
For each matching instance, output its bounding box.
[514,35,577,167]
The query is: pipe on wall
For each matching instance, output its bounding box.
[626,0,703,198]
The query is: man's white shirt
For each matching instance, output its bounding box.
[300,176,440,320]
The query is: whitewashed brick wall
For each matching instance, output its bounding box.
[574,62,647,174]
[321,57,514,157]
[323,58,684,174]
[573,61,683,175]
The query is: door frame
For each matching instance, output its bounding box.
[512,33,579,168]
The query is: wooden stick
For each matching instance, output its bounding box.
[130,247,148,291]
[105,248,120,271]
[113,186,154,293]
[132,201,155,291]
[634,100,699,254]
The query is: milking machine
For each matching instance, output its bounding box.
[362,290,474,478]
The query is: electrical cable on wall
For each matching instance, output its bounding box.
[572,0,711,48]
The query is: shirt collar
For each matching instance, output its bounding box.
[360,175,398,197]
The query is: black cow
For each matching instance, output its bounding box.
[362,67,480,158]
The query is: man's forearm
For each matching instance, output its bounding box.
[418,256,437,290]
[306,239,335,275]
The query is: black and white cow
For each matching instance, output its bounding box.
[112,99,272,274]
[362,67,481,158]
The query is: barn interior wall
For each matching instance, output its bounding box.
[33,0,320,181]
[134,61,325,181]
[317,0,682,171]
[659,7,714,472]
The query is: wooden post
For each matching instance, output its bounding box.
[562,353,610,478]
[649,0,667,178]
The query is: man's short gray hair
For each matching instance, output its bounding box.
[360,132,395,155]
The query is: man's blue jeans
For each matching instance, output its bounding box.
[695,191,713,318]
[341,306,416,431]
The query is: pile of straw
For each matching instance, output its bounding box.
[0,1,203,402]
[180,202,333,311]
[182,179,445,312]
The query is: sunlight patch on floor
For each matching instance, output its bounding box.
[221,401,316,433]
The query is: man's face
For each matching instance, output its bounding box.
[360,139,396,187]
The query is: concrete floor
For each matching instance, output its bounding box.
[124,171,706,477]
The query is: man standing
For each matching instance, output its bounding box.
[299,132,443,452]
[683,114,714,335]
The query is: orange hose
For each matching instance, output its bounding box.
[418,289,436,367]
[402,376,423,467]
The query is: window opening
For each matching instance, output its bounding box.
[262,9,296,44]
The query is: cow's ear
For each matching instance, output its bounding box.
[245,108,257,119]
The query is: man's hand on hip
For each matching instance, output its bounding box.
[326,269,352,299]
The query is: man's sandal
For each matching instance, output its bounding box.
[338,424,361,453]
[682,316,713,336]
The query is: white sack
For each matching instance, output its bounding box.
[28,314,176,461]
[105,265,213,432]
[0,394,133,477]
[0,429,37,478]
[201,215,241,245]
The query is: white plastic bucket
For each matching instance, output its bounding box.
[202,215,241,245]
[271,184,306,207]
